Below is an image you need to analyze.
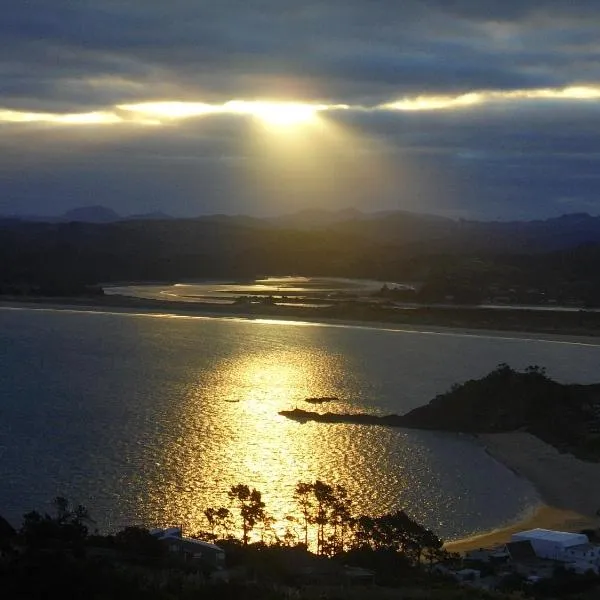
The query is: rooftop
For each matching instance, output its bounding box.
[513,529,588,544]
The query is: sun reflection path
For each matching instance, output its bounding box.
[147,344,354,540]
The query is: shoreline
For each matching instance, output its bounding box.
[2,295,600,346]
[4,296,600,550]
[445,432,600,552]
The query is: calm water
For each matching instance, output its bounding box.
[2,307,600,541]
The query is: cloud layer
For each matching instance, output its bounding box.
[2,1,600,218]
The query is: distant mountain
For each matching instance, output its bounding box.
[4,205,121,223]
[269,208,366,229]
[3,206,178,223]
[61,206,121,223]
[3,207,600,296]
[125,211,173,221]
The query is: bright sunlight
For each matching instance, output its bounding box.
[225,101,322,126]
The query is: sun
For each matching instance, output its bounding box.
[225,101,320,126]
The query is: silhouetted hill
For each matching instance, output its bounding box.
[4,206,176,223]
[401,365,600,449]
[61,205,121,223]
[281,365,600,460]
[125,210,173,221]
[269,208,366,229]
[3,210,600,304]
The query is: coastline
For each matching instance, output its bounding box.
[4,295,600,550]
[2,295,600,345]
[445,432,600,552]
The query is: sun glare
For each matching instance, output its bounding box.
[225,101,321,126]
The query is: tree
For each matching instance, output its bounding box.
[20,497,92,555]
[294,480,354,555]
[114,526,166,561]
[227,484,266,546]
[326,484,353,555]
[293,482,313,548]
[352,510,442,565]
[0,515,16,553]
[311,481,335,555]
[203,507,232,540]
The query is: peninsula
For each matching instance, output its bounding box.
[281,365,600,548]
[281,364,600,461]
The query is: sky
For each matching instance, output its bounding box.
[2,1,600,220]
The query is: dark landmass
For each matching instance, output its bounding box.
[1,487,499,600]
[6,293,600,339]
[280,408,406,426]
[5,205,170,223]
[4,209,600,309]
[281,365,600,461]
[305,397,338,404]
[6,487,599,599]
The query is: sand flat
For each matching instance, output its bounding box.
[446,432,600,552]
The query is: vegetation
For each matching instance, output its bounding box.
[5,212,600,309]
[0,484,458,599]
[3,483,600,597]
[281,365,600,461]
[194,480,442,562]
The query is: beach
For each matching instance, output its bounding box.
[3,295,600,346]
[446,432,600,552]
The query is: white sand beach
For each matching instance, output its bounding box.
[446,432,600,552]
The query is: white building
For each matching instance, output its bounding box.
[511,529,590,561]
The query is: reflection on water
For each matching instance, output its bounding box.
[104,276,405,305]
[146,342,353,536]
[5,308,600,540]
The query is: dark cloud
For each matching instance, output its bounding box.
[3,0,600,107]
[1,1,600,218]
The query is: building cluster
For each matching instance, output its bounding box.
[445,528,600,590]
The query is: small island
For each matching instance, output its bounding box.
[304,396,338,404]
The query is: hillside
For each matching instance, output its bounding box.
[281,365,600,461]
[3,210,600,306]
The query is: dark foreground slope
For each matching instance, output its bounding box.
[281,365,600,460]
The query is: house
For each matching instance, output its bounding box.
[511,529,590,561]
[150,527,225,569]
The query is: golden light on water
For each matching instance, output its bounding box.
[146,343,352,539]
[0,310,548,544]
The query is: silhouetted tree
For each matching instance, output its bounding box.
[203,506,233,541]
[20,497,92,556]
[293,482,313,548]
[227,484,266,546]
[114,526,166,562]
[294,481,354,555]
[352,509,442,565]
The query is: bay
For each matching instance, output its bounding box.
[1,306,599,540]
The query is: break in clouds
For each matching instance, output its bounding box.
[2,0,600,218]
